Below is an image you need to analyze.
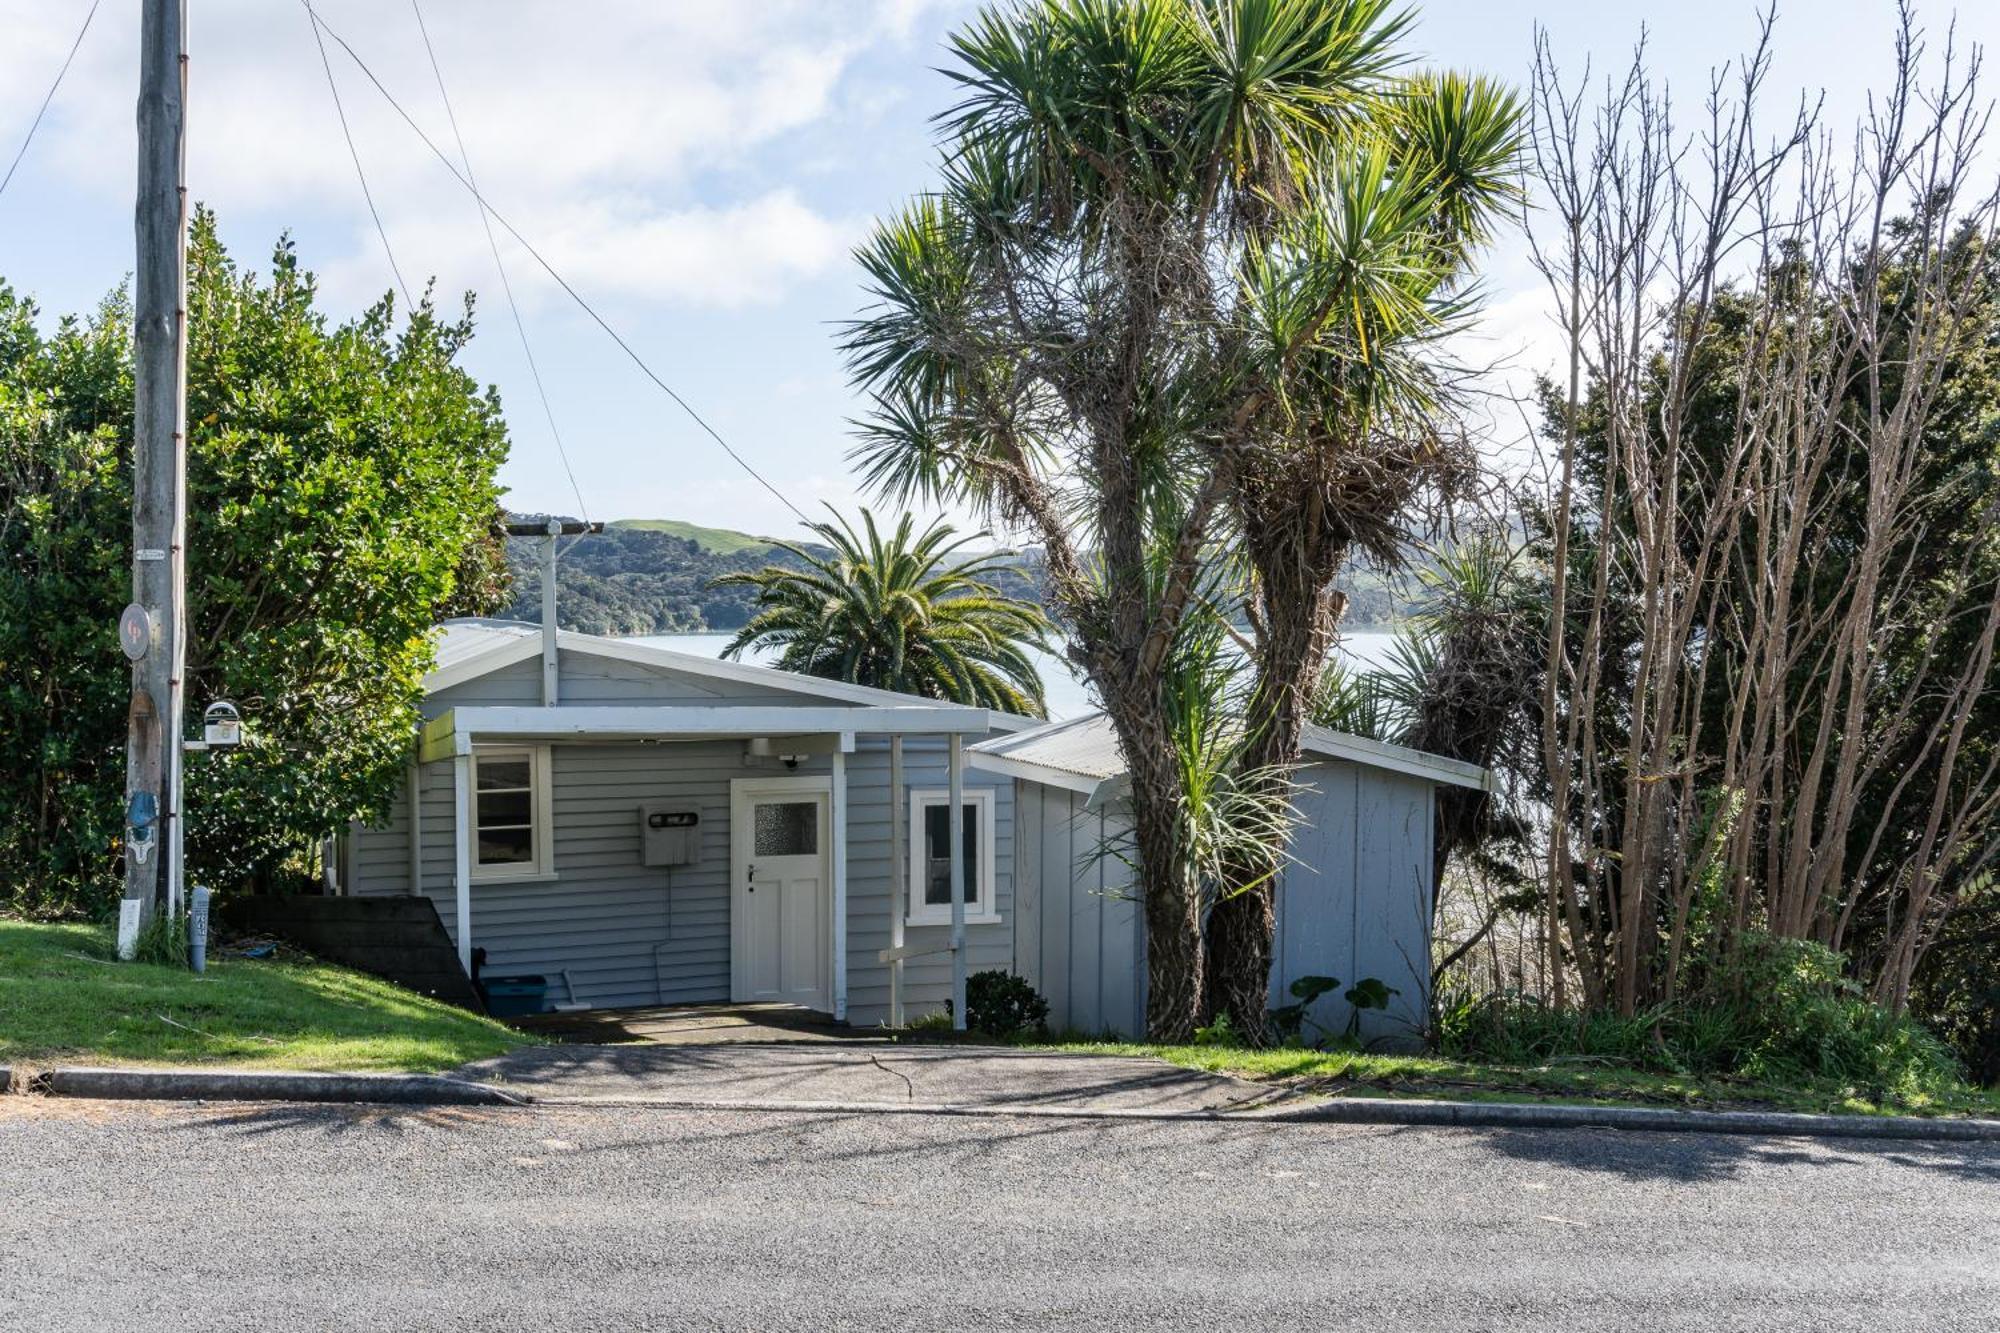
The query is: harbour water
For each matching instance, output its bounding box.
[632,630,1400,721]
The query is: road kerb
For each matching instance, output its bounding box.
[517,1091,2000,1141]
[38,1066,529,1107]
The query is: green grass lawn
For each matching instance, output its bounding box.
[1032,1039,2000,1119]
[0,919,531,1073]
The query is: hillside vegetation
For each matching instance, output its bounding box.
[500,515,1409,637]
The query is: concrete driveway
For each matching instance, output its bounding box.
[459,1040,1294,1113]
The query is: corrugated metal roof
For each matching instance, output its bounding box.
[966,711,1129,782]
[433,618,539,671]
[969,710,1489,792]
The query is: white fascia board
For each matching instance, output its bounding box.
[423,625,1037,733]
[555,631,1045,729]
[964,748,1108,797]
[424,634,541,694]
[1301,725,1491,791]
[442,703,994,743]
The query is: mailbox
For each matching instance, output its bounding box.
[640,804,700,867]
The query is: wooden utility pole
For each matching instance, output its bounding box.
[123,0,188,943]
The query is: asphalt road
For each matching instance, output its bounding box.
[3,1098,1995,1332]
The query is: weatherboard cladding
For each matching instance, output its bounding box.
[349,732,1012,1017]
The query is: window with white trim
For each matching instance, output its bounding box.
[907,787,997,925]
[472,746,554,880]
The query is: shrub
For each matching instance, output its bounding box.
[965,970,1049,1038]
[1436,931,1964,1103]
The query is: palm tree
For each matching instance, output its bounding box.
[714,509,1051,716]
[843,0,1521,1038]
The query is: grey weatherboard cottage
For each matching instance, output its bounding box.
[340,620,1029,1025]
[341,618,1486,1039]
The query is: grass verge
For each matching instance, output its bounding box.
[1031,1039,2000,1119]
[0,919,530,1074]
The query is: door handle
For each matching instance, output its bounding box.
[747,865,755,892]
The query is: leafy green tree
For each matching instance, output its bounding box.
[715,508,1051,715]
[844,0,1519,1036]
[0,210,509,911]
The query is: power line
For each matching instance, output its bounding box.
[299,2,808,524]
[0,0,103,204]
[408,0,590,543]
[305,0,413,310]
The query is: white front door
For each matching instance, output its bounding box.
[730,778,832,1011]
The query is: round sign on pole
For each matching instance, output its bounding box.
[118,604,154,661]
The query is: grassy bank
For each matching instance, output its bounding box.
[1032,1040,2000,1119]
[0,919,530,1073]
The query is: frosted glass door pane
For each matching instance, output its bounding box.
[754,801,818,857]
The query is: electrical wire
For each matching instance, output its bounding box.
[0,0,103,204]
[299,1,808,524]
[409,0,591,546]
[305,0,413,311]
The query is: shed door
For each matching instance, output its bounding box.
[729,782,831,1011]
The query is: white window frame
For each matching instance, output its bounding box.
[470,744,555,883]
[906,787,998,926]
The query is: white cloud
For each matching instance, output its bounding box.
[320,187,860,311]
[0,0,924,311]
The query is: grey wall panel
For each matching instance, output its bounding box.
[1351,768,1434,1046]
[1020,785,1143,1039]
[1011,755,1437,1046]
[1271,761,1360,1039]
[358,742,819,1010]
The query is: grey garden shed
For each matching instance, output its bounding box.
[966,712,1489,1045]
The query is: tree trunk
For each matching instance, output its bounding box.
[1205,882,1273,1037]
[1126,743,1203,1041]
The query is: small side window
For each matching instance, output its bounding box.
[472,747,552,880]
[907,788,997,926]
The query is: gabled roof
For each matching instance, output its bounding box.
[966,709,1490,795]
[424,619,1039,731]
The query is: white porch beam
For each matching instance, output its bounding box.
[831,748,848,1022]
[452,751,472,976]
[949,732,967,1032]
[441,703,993,744]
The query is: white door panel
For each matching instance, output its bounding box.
[730,782,831,1011]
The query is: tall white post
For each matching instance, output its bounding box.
[831,743,849,1022]
[888,735,906,1026]
[948,731,966,1031]
[540,522,559,706]
[452,751,473,974]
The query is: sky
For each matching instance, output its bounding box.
[2,0,1996,541]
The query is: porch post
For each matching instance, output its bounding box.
[948,731,966,1031]
[889,735,905,1026]
[452,750,472,975]
[831,743,849,1022]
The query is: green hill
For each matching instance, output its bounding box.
[606,518,779,556]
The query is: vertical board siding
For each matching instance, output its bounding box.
[1271,762,1360,1039]
[1351,767,1433,1045]
[1018,783,1144,1039]
[1010,757,1437,1045]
